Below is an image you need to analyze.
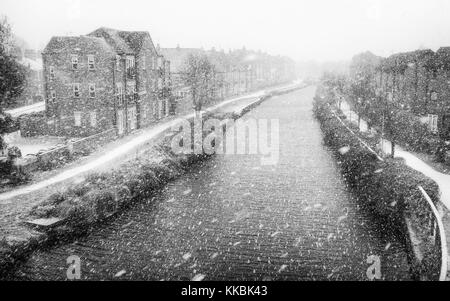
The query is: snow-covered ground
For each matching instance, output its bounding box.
[5,101,45,118]
[340,100,450,211]
[4,133,64,156]
[0,84,299,202]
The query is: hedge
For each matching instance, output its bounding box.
[313,95,440,228]
[29,124,214,231]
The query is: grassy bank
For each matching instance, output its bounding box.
[313,93,444,279]
[0,116,218,275]
[314,95,440,220]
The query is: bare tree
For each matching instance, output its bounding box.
[181,53,216,117]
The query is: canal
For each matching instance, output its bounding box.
[6,86,411,280]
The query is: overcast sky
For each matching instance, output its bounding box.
[2,0,450,62]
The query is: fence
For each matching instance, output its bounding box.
[416,186,448,281]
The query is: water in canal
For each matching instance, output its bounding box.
[7,86,411,280]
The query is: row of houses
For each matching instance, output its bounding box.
[37,28,296,138]
[372,48,450,140]
[161,46,296,115]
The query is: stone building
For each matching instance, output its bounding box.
[42,27,171,137]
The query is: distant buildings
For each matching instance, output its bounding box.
[38,30,296,138]
[7,46,45,108]
[161,46,297,115]
[42,27,171,137]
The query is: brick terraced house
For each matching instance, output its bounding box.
[42,27,171,137]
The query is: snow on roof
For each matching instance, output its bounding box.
[88,27,134,54]
[88,27,158,55]
[42,35,116,56]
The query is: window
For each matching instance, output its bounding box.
[387,92,393,102]
[126,56,135,69]
[157,56,163,68]
[116,83,124,105]
[142,56,146,70]
[50,90,56,102]
[116,55,121,71]
[89,84,96,98]
[127,81,136,95]
[90,111,97,127]
[73,83,80,97]
[49,66,55,81]
[88,55,95,70]
[71,55,79,70]
[431,91,438,101]
[142,77,148,91]
[128,107,136,130]
[74,112,82,126]
[429,114,438,134]
[152,100,157,116]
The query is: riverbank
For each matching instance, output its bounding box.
[2,86,412,281]
[313,92,443,280]
[0,83,308,277]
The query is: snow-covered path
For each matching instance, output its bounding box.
[379,139,450,210]
[340,100,450,210]
[0,85,299,202]
[5,101,45,118]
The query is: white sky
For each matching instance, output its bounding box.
[1,0,450,62]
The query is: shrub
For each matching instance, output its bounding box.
[115,186,132,208]
[63,202,98,227]
[313,93,440,228]
[30,204,57,218]
[81,189,117,220]
[66,183,92,198]
[30,191,66,217]
[145,163,175,183]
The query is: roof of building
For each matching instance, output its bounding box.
[42,35,116,56]
[43,27,161,60]
[88,27,157,55]
[88,27,134,54]
[119,31,155,53]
